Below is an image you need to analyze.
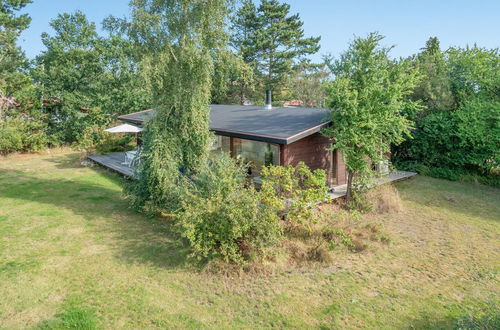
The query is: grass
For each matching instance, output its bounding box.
[0,150,499,329]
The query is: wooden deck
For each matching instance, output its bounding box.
[89,153,416,199]
[328,170,417,199]
[88,152,136,177]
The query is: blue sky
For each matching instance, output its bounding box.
[19,0,500,61]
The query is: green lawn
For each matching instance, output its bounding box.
[0,151,499,329]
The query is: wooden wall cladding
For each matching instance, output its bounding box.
[280,133,347,186]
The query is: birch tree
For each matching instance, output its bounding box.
[125,0,233,214]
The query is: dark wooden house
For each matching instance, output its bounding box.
[118,105,348,186]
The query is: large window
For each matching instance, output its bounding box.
[210,135,231,154]
[233,138,279,178]
[211,135,280,181]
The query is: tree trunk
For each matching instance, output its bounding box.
[346,171,354,204]
[239,72,246,105]
[239,85,245,105]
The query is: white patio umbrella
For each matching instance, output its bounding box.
[105,124,144,148]
[104,124,143,133]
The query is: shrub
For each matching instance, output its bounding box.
[73,125,106,157]
[72,108,115,156]
[0,121,23,154]
[260,162,329,231]
[73,125,135,157]
[395,161,500,188]
[175,153,282,264]
[393,46,500,188]
[0,117,47,155]
[322,228,365,252]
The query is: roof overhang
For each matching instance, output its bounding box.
[211,121,331,145]
[117,108,332,145]
[118,117,143,125]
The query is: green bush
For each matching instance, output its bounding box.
[395,162,500,188]
[0,118,47,155]
[0,121,23,154]
[175,154,282,264]
[71,108,117,155]
[393,45,500,187]
[72,125,102,156]
[394,102,500,187]
[260,162,328,231]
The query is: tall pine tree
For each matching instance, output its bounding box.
[231,0,320,99]
[0,0,32,95]
[411,37,455,115]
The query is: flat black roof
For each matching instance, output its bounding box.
[118,104,331,144]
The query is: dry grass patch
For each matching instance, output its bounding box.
[366,183,404,214]
[269,202,393,269]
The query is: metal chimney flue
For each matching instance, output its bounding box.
[265,89,272,110]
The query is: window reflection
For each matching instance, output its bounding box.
[210,135,280,182]
[210,135,231,153]
[233,138,279,178]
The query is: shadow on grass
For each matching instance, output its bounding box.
[394,175,500,223]
[406,313,457,330]
[40,154,500,224]
[45,152,85,169]
[406,304,500,330]
[0,167,191,270]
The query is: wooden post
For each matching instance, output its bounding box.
[328,150,334,186]
[229,137,234,158]
[279,144,288,166]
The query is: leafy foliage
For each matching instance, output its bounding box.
[0,117,47,155]
[175,154,282,264]
[260,162,328,231]
[0,119,22,153]
[0,87,48,155]
[1,8,152,155]
[211,49,255,105]
[322,32,421,203]
[71,109,111,157]
[174,158,328,264]
[394,40,500,185]
[94,133,134,155]
[408,37,455,116]
[287,62,329,108]
[125,0,233,214]
[31,11,151,145]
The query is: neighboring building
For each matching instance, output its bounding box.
[117,105,347,186]
[283,99,304,107]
